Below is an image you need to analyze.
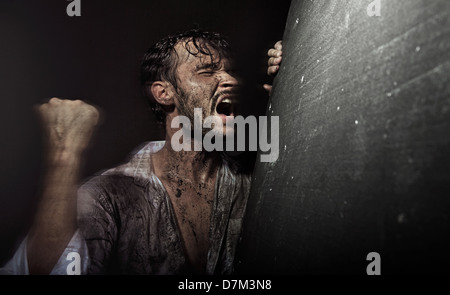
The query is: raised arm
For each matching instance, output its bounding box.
[27,98,99,274]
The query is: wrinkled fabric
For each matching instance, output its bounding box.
[0,141,251,275]
[0,230,89,275]
[77,141,251,275]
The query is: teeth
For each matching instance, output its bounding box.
[221,98,232,104]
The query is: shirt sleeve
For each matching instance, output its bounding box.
[0,237,29,275]
[76,177,119,274]
[1,176,117,275]
[0,230,89,275]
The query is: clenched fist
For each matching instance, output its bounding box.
[28,98,100,274]
[37,98,100,160]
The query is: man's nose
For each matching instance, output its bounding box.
[218,71,239,90]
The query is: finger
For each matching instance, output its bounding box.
[87,105,101,126]
[274,40,283,50]
[267,65,280,76]
[267,48,282,58]
[263,84,272,94]
[268,56,282,67]
[48,97,62,104]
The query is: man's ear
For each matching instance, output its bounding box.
[149,81,175,106]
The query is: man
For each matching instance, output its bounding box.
[1,29,283,275]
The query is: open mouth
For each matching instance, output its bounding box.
[215,97,235,117]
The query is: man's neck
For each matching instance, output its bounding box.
[152,135,221,185]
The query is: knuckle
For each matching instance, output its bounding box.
[49,97,61,104]
[89,106,99,115]
[86,105,100,119]
[72,99,85,108]
[268,66,278,75]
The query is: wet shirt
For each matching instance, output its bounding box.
[0,141,251,275]
[78,141,251,274]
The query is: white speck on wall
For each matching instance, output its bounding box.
[387,92,392,97]
[295,18,299,24]
[317,59,320,63]
[301,75,304,83]
[284,145,287,151]
[397,213,407,224]
[269,188,273,192]
[337,106,340,111]
[268,103,272,111]
[341,88,344,92]
[393,81,398,86]
[416,46,421,52]
[355,120,359,125]
[291,176,294,180]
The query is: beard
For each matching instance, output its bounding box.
[177,88,237,119]
[176,87,211,136]
[176,87,239,137]
[176,87,203,123]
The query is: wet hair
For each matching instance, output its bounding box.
[140,29,232,126]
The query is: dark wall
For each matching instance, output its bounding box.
[0,0,290,265]
[237,0,450,274]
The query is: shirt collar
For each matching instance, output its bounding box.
[102,141,165,187]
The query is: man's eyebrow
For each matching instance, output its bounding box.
[195,63,219,71]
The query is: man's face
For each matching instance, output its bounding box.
[172,41,239,135]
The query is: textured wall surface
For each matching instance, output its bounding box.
[236,0,450,274]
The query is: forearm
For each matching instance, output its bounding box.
[27,149,82,274]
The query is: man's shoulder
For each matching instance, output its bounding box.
[78,141,165,198]
[79,173,135,193]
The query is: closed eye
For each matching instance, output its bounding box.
[199,71,215,76]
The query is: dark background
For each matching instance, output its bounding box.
[0,0,290,265]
